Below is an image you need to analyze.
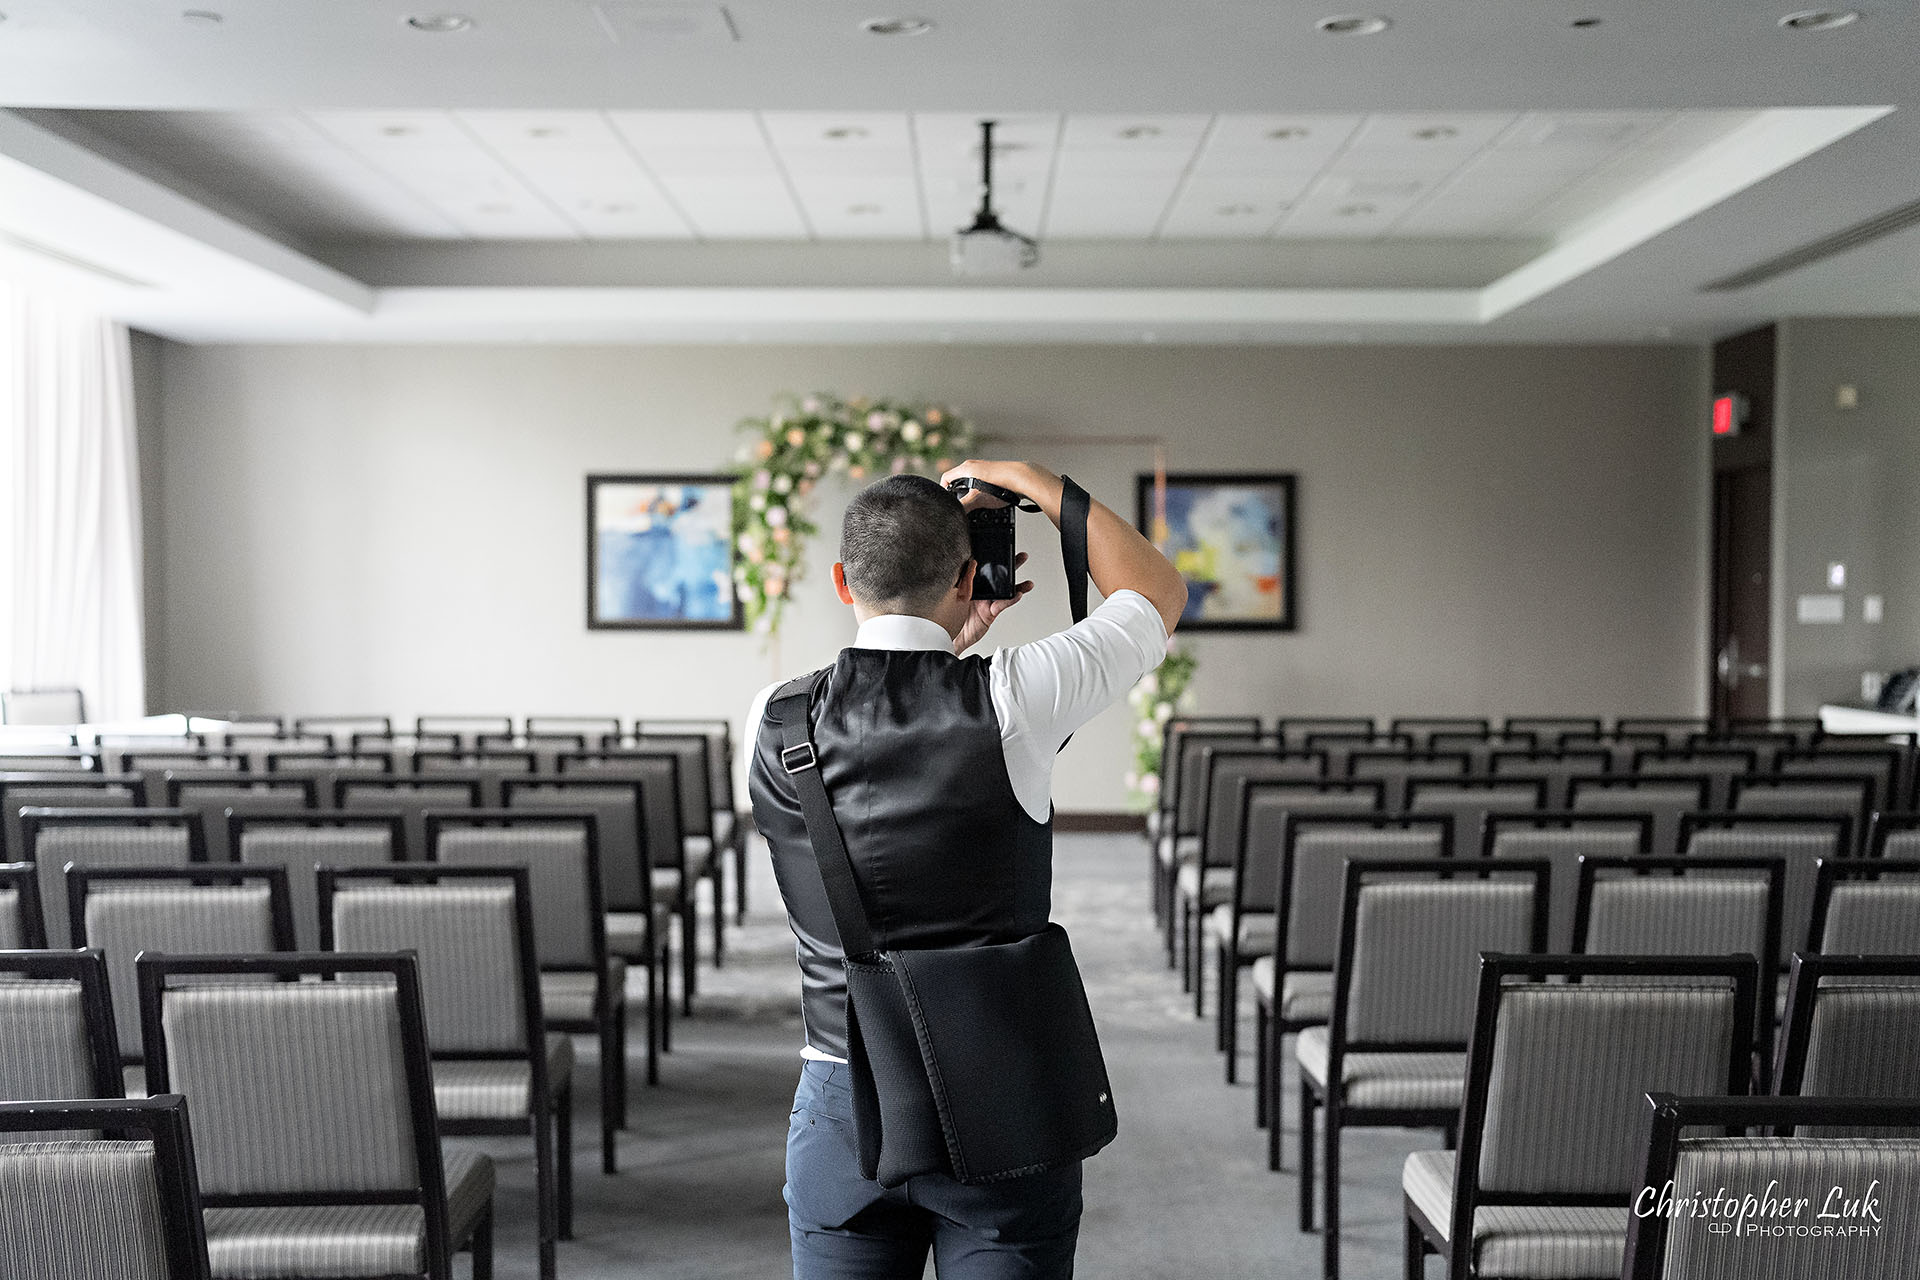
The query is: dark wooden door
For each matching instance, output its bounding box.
[1711,464,1772,722]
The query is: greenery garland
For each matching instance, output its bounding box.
[1125,646,1198,812]
[732,393,976,635]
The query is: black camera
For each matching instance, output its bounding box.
[947,478,1032,601]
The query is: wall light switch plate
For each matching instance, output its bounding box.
[1864,595,1885,623]
[1797,593,1845,624]
[1828,562,1847,588]
[1836,384,1859,410]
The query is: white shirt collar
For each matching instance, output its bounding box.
[853,613,956,654]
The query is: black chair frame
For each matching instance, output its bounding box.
[1774,951,1920,1096]
[1807,856,1920,952]
[0,862,47,948]
[1729,772,1875,853]
[0,947,124,1095]
[19,805,210,863]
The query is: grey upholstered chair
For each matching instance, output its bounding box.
[632,717,746,921]
[1251,814,1448,1169]
[1488,748,1611,808]
[0,948,124,1103]
[0,687,85,725]
[1779,743,1909,812]
[1731,774,1873,853]
[1388,717,1490,751]
[1616,717,1712,749]
[559,752,701,1011]
[137,951,495,1280]
[118,754,244,803]
[526,715,621,741]
[1203,779,1384,1076]
[1573,854,1785,1065]
[320,865,567,1279]
[162,775,317,862]
[0,748,100,771]
[290,715,394,749]
[0,1095,212,1280]
[1300,857,1549,1280]
[67,865,295,1091]
[349,732,459,764]
[259,752,393,811]
[428,809,628,1174]
[505,775,671,1070]
[1562,730,1667,773]
[1272,717,1371,751]
[1408,777,1545,858]
[1621,1094,1920,1280]
[1501,716,1603,745]
[1687,728,1797,771]
[1151,726,1269,932]
[19,808,205,948]
[230,812,406,950]
[625,732,732,964]
[1774,953,1920,1107]
[1870,809,1920,859]
[1348,749,1468,814]
[1571,774,1710,857]
[1428,733,1536,774]
[1631,747,1756,810]
[413,751,535,809]
[414,715,513,750]
[1405,954,1757,1280]
[0,862,47,948]
[475,733,585,774]
[1808,858,1920,953]
[1173,747,1322,986]
[1680,812,1850,964]
[336,777,482,860]
[1483,811,1651,952]
[1303,732,1413,784]
[0,772,140,864]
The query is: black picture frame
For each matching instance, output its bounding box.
[1137,472,1297,632]
[586,473,743,631]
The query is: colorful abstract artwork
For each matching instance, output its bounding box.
[1136,473,1296,631]
[587,474,742,630]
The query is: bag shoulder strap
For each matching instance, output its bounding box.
[769,670,879,957]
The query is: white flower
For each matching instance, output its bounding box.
[736,582,753,601]
[901,420,922,443]
[867,411,887,431]
[845,433,866,453]
[1154,703,1173,724]
[749,493,766,512]
[733,445,752,464]
[766,505,789,528]
[804,461,822,478]
[771,414,786,432]
[737,533,758,555]
[801,396,821,414]
[1139,672,1159,697]
[1122,771,1140,791]
[1140,774,1160,796]
[751,469,772,491]
[773,473,793,495]
[1138,718,1157,738]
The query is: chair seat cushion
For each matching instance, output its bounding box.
[203,1149,493,1278]
[1403,1150,1629,1279]
[1249,960,1333,1024]
[540,959,627,1024]
[651,869,685,907]
[1175,864,1234,910]
[432,1037,575,1120]
[682,838,716,877]
[605,907,671,959]
[713,809,737,848]
[1204,905,1275,957]
[123,1064,148,1099]
[1295,1025,1465,1109]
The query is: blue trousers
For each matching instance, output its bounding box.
[785,1060,1083,1279]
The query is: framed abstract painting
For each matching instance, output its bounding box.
[587,473,743,630]
[1136,472,1297,631]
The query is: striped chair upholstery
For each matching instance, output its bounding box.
[166,781,315,862]
[1632,750,1753,811]
[1405,957,1754,1280]
[339,781,479,861]
[1571,777,1706,856]
[414,752,534,808]
[24,817,197,949]
[1408,780,1544,859]
[1775,956,1920,1136]
[235,821,401,950]
[0,863,44,949]
[144,962,494,1280]
[1489,750,1610,809]
[1732,777,1870,843]
[1879,825,1920,860]
[0,776,138,862]
[0,1096,211,1280]
[1486,816,1648,952]
[0,952,122,1105]
[1780,747,1906,812]
[1349,752,1467,814]
[1684,820,1846,961]
[1813,866,1920,954]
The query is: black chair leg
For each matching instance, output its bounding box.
[1403,1214,1427,1280]
[733,827,749,924]
[1299,1077,1316,1231]
[535,1103,558,1280]
[679,905,697,1015]
[557,1086,575,1242]
[1254,1000,1269,1128]
[1323,1112,1341,1280]
[710,869,726,968]
[471,1204,494,1280]
[600,1018,619,1173]
[660,940,675,1055]
[1268,1044,1285,1172]
[1223,959,1240,1082]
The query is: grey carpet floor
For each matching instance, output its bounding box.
[463,833,1440,1278]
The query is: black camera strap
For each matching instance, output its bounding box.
[1060,475,1090,625]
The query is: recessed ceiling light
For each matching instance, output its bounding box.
[847,203,883,215]
[1779,8,1857,27]
[1317,14,1391,34]
[380,125,417,138]
[1117,125,1162,141]
[527,126,564,139]
[405,12,472,32]
[1569,16,1602,27]
[823,126,870,141]
[181,9,223,24]
[860,15,932,35]
[1215,204,1259,216]
[1335,202,1377,217]
[477,202,513,214]
[1266,127,1311,141]
[600,202,636,214]
[1412,125,1458,141]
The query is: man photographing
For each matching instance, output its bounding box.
[748,459,1187,1279]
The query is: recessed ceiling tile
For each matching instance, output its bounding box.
[305,110,475,151]
[656,174,808,238]
[605,110,769,150]
[760,111,912,153]
[1059,114,1211,152]
[1494,111,1668,158]
[1343,112,1518,161]
[789,175,924,239]
[1159,200,1284,239]
[1196,114,1363,169]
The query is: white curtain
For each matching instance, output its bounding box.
[0,283,146,722]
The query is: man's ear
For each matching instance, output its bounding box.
[955,559,977,599]
[831,562,856,606]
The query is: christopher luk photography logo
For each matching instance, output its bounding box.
[1635,1177,1887,1239]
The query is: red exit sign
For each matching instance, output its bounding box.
[1712,392,1748,437]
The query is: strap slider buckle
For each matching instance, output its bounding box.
[781,743,818,774]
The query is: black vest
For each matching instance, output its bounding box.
[749,646,1055,1060]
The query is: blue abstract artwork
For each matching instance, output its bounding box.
[588,475,741,629]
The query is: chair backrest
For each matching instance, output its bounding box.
[1869,810,1920,860]
[1779,744,1907,813]
[68,867,293,1060]
[1731,774,1872,851]
[232,813,406,950]
[1388,717,1490,751]
[1333,858,1546,1049]
[137,952,454,1278]
[1775,954,1920,1111]
[163,776,316,861]
[1302,732,1412,780]
[504,777,651,914]
[625,734,717,839]
[350,731,459,761]
[415,716,512,750]
[527,715,621,741]
[1276,816,1448,970]
[0,949,124,1101]
[472,733,585,775]
[1484,812,1651,952]
[0,749,100,772]
[1502,716,1603,744]
[1563,730,1666,773]
[321,865,541,1060]
[630,718,735,811]
[1687,729,1796,772]
[1680,813,1850,962]
[1623,1095,1920,1280]
[1809,858,1920,953]
[0,862,47,948]
[1458,955,1753,1214]
[20,809,204,948]
[336,777,481,859]
[1272,717,1370,751]
[1615,717,1711,748]
[1488,748,1611,809]
[1570,775,1709,856]
[117,755,243,803]
[1167,730,1267,835]
[1230,780,1384,930]
[1,773,140,862]
[201,716,285,742]
[1407,778,1545,854]
[413,751,534,808]
[1429,732,1534,773]
[428,810,605,971]
[1,688,84,725]
[0,1095,211,1280]
[1197,748,1324,870]
[220,737,335,775]
[1348,750,1468,812]
[1631,747,1755,811]
[558,752,684,876]
[291,716,394,749]
[1726,716,1823,747]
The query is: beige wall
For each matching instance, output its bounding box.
[140,341,1708,809]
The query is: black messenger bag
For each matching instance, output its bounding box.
[772,474,1117,1187]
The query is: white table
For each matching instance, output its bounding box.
[1819,704,1920,737]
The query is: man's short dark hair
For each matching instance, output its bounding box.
[839,474,972,611]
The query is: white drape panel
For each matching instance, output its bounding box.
[0,283,146,721]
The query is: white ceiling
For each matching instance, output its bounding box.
[68,108,1754,247]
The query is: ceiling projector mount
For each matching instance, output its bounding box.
[950,119,1040,277]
